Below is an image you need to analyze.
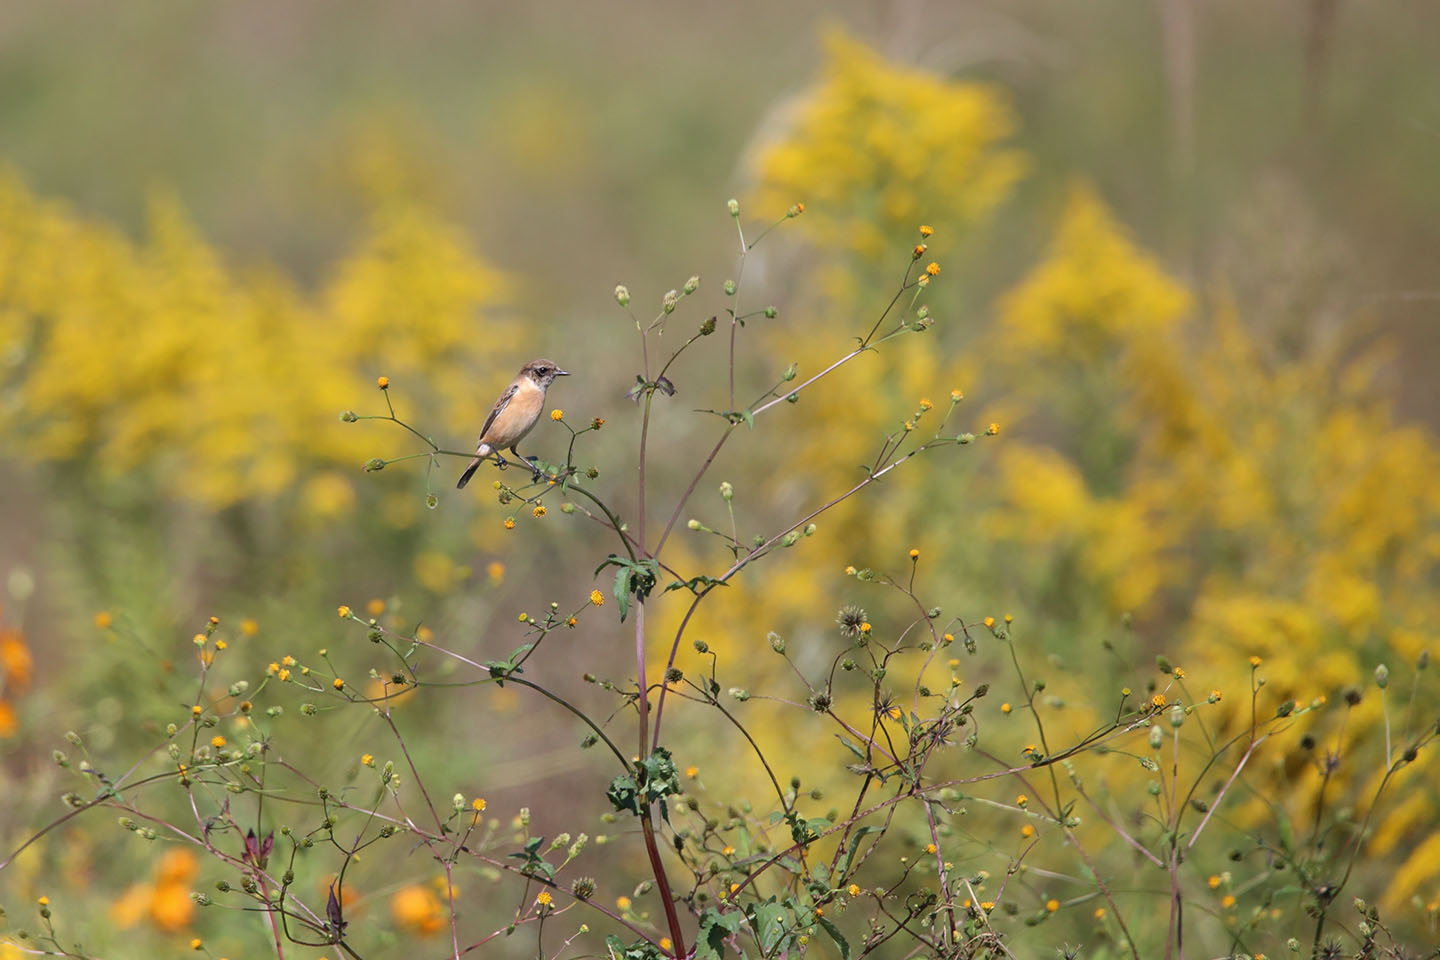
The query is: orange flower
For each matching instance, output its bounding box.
[391,884,445,936]
[0,628,33,688]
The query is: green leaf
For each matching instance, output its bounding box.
[739,409,755,430]
[816,916,850,960]
[614,567,632,622]
[751,902,790,953]
[695,907,743,960]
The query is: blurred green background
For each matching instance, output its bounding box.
[2,2,1439,957]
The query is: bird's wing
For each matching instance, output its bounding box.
[477,383,519,444]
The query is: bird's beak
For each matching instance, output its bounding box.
[555,369,571,376]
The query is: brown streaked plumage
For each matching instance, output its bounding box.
[456,359,570,489]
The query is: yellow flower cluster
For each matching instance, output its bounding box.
[748,30,1025,257]
[0,169,522,510]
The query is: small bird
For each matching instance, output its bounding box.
[456,359,570,489]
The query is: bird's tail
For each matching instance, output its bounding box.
[456,457,483,489]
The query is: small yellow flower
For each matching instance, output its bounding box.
[37,896,49,906]
[1001,702,1012,714]
[276,668,291,681]
[191,705,203,717]
[913,244,927,259]
[925,262,940,276]
[1094,907,1106,919]
[1021,824,1035,838]
[1046,899,1059,912]
[192,633,206,646]
[590,590,604,606]
[241,618,258,636]
[925,843,936,854]
[377,376,389,389]
[1016,794,1028,806]
[211,736,226,749]
[550,409,564,422]
[1222,894,1236,908]
[813,907,823,917]
[591,417,605,430]
[536,891,552,906]
[503,517,516,530]
[950,388,963,402]
[1172,666,1185,678]
[659,938,673,952]
[532,505,546,518]
[986,422,1000,435]
[469,797,487,812]
[685,765,699,778]
[239,700,252,713]
[214,639,227,650]
[94,611,112,629]
[362,754,374,767]
[919,398,933,411]
[848,884,861,897]
[337,605,351,619]
[844,565,856,575]
[282,655,296,667]
[723,845,735,856]
[267,661,279,675]
[1249,655,1262,667]
[333,677,345,690]
[983,616,995,629]
[943,634,954,645]
[1151,693,1166,708]
[980,901,994,912]
[190,939,203,950]
[908,548,920,559]
[616,896,632,911]
[1207,875,1221,889]
[919,224,934,237]
[367,598,385,616]
[858,621,872,634]
[565,617,577,627]
[903,420,914,432]
[1209,689,1223,702]
[417,625,434,642]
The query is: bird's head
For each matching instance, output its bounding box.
[521,359,570,388]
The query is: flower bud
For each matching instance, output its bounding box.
[723,279,736,296]
[687,519,702,530]
[768,632,785,654]
[719,481,733,501]
[662,290,678,314]
[1374,664,1389,688]
[763,306,777,319]
[1149,726,1164,750]
[339,410,358,422]
[728,687,750,702]
[614,285,630,306]
[363,458,386,472]
[683,275,700,295]
[727,199,739,217]
[453,793,465,812]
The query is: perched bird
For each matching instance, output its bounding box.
[456,359,570,489]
